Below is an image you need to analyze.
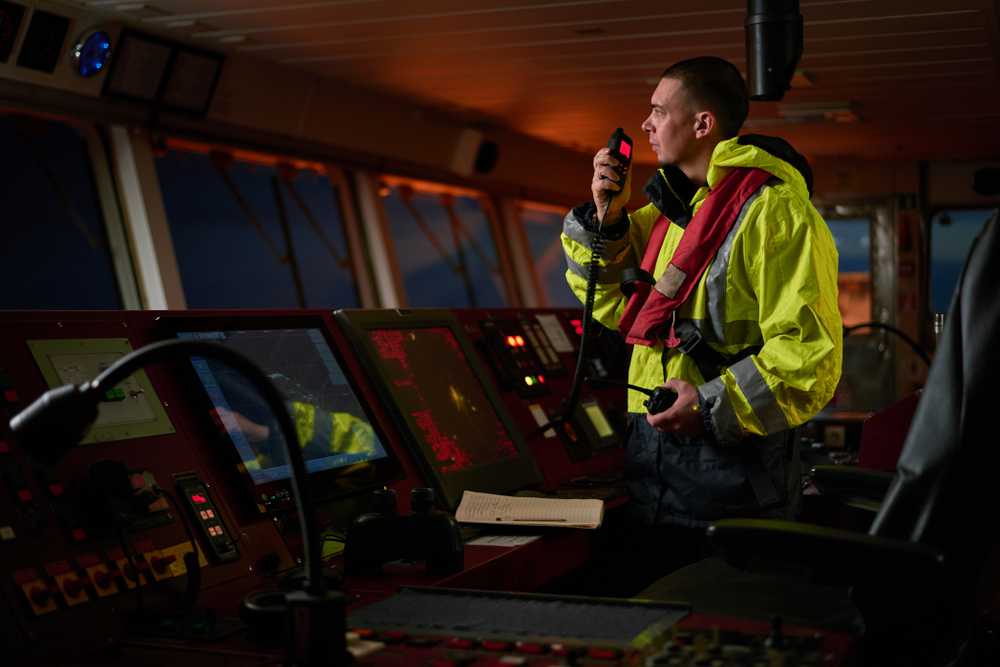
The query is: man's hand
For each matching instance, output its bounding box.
[209,406,271,442]
[646,378,705,437]
[592,147,631,225]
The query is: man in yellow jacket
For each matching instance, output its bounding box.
[562,57,842,579]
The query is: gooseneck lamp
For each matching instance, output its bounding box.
[10,339,345,666]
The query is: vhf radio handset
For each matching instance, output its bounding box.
[602,127,633,197]
[538,127,635,438]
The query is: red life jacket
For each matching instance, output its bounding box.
[619,167,773,346]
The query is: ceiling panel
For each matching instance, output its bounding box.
[79,0,1000,165]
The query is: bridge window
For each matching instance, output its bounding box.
[154,143,359,309]
[378,179,507,308]
[930,209,995,315]
[520,202,578,307]
[827,218,872,328]
[0,112,121,309]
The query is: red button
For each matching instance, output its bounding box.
[3,390,18,404]
[71,528,87,542]
[590,649,622,660]
[16,489,32,503]
[352,629,374,638]
[481,640,511,651]
[49,483,65,497]
[516,643,548,654]
[446,639,477,649]
[0,441,9,454]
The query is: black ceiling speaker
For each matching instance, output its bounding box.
[745,0,803,102]
[970,167,1000,196]
[474,140,499,174]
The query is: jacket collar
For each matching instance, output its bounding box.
[642,165,698,228]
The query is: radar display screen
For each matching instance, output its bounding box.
[368,326,518,475]
[335,309,543,512]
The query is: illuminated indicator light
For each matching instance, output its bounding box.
[76,31,113,78]
[538,375,545,383]
[200,511,208,520]
[515,335,525,346]
[524,377,533,386]
[191,494,207,503]
[506,335,517,347]
[620,141,631,159]
[206,510,215,518]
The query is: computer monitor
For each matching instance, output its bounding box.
[160,314,406,514]
[334,309,544,512]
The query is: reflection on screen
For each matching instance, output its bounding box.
[178,328,388,485]
[368,327,518,474]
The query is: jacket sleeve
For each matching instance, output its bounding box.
[699,196,843,445]
[560,202,640,331]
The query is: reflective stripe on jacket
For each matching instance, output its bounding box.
[562,137,842,445]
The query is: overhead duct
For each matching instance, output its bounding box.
[745,0,803,102]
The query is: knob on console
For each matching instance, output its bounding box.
[372,488,397,514]
[410,488,435,513]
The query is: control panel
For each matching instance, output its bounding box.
[0,308,628,664]
[455,309,628,472]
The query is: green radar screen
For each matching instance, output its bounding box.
[0,1,26,63]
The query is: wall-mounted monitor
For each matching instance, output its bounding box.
[158,314,406,514]
[334,309,544,513]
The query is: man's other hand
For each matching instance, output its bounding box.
[646,378,705,437]
[591,148,631,224]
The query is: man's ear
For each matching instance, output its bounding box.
[693,111,716,139]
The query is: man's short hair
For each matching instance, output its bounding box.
[662,57,749,139]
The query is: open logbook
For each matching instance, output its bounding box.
[455,491,604,529]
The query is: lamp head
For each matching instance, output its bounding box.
[9,383,100,466]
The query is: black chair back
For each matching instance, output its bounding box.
[865,208,1000,661]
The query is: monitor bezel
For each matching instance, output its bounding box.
[334,308,544,513]
[156,313,407,514]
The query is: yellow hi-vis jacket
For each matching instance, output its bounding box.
[562,137,842,446]
[250,401,377,472]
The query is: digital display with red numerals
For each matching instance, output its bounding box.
[190,493,208,504]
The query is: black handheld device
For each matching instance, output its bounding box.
[604,127,633,196]
[584,376,677,415]
[643,387,678,415]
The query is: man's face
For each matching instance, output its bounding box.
[641,77,699,168]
